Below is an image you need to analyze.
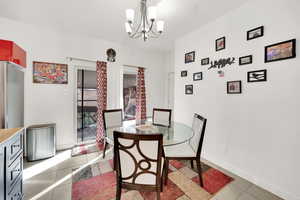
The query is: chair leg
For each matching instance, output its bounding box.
[102,141,107,159]
[160,172,163,192]
[196,159,204,187]
[160,163,165,192]
[190,160,194,169]
[156,190,161,200]
[116,184,121,200]
[113,155,116,170]
[164,159,169,185]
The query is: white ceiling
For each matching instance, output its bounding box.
[0,0,248,52]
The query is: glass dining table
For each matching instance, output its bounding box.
[106,120,194,146]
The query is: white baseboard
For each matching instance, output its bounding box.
[57,143,74,150]
[204,155,298,200]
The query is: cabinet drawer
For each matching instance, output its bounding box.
[7,177,23,200]
[6,155,22,193]
[7,131,23,166]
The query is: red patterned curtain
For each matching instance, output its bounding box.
[136,67,147,122]
[96,61,107,144]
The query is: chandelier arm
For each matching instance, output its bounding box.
[130,32,143,39]
[146,20,155,33]
[150,29,161,36]
[145,13,159,35]
[132,32,143,39]
[129,10,144,37]
[148,33,160,38]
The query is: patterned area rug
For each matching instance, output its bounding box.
[72,159,233,200]
[71,143,105,157]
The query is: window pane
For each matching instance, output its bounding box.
[123,74,137,120]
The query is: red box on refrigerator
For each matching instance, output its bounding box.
[0,39,26,68]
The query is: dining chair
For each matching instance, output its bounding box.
[102,109,123,158]
[113,131,165,200]
[163,113,207,187]
[152,108,172,127]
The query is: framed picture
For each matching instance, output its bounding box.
[216,37,225,51]
[227,81,242,94]
[33,61,68,84]
[185,51,195,63]
[247,26,264,40]
[201,58,210,65]
[265,39,296,63]
[181,70,188,77]
[247,69,267,82]
[239,55,253,65]
[185,85,193,95]
[193,72,203,81]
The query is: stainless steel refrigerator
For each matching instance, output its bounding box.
[0,61,25,129]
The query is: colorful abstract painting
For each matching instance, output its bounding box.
[33,61,68,84]
[265,39,296,63]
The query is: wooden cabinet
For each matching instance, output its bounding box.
[0,128,23,200]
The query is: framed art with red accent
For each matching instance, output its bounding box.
[33,61,68,84]
[227,81,242,94]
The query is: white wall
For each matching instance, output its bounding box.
[174,0,300,199]
[0,17,167,150]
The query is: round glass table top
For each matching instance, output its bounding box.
[106,121,194,146]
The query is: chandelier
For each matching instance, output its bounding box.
[125,0,164,41]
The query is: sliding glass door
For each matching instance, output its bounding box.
[77,69,97,143]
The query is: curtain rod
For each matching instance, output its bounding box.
[66,57,146,69]
[66,57,97,63]
[123,64,146,69]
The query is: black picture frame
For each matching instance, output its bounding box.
[201,58,210,65]
[227,81,242,94]
[193,72,203,81]
[216,37,226,51]
[239,55,253,65]
[181,70,188,77]
[185,51,195,63]
[247,69,267,82]
[247,26,264,40]
[185,85,193,95]
[265,39,296,63]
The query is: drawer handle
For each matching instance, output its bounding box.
[14,192,21,197]
[11,169,21,180]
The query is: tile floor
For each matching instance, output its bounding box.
[23,149,284,200]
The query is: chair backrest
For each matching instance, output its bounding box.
[113,131,163,187]
[189,113,207,157]
[152,108,172,127]
[103,109,123,130]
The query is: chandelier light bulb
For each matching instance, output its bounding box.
[157,20,164,33]
[126,9,135,23]
[148,6,157,21]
